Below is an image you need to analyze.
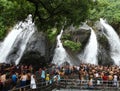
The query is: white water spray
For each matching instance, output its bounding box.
[100,18,120,65]
[78,27,98,64]
[52,29,72,66]
[15,15,36,65]
[0,14,35,64]
[0,23,23,63]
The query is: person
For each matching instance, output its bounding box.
[108,73,113,87]
[30,73,37,91]
[113,73,118,87]
[41,68,45,83]
[0,73,3,91]
[20,72,27,91]
[88,78,94,89]
[11,71,17,89]
[0,72,6,91]
[45,73,50,85]
[26,70,31,87]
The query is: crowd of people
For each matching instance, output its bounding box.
[0,63,120,91]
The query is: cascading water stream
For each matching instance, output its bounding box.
[0,14,36,64]
[0,22,24,63]
[15,15,36,65]
[52,29,72,66]
[78,25,98,64]
[100,18,120,65]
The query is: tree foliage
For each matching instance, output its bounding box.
[89,0,120,24]
[0,0,93,39]
[27,0,93,30]
[0,0,35,39]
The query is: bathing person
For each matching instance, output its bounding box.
[30,72,37,91]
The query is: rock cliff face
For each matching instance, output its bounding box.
[63,28,91,65]
[6,30,55,69]
[63,26,114,65]
[20,31,48,68]
[63,28,91,53]
[5,26,115,67]
[70,29,91,51]
[98,45,114,65]
[97,33,114,65]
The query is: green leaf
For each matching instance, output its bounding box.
[63,40,81,51]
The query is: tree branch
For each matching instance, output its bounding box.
[52,3,63,14]
[39,1,51,15]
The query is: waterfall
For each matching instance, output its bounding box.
[100,18,120,65]
[0,22,23,63]
[52,29,72,66]
[0,14,36,65]
[78,26,98,64]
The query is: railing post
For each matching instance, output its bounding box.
[9,79,120,91]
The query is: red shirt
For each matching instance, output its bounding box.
[102,75,108,80]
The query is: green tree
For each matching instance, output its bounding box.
[26,0,93,30]
[89,0,120,24]
[0,0,93,40]
[0,0,35,39]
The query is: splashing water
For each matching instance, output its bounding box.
[15,15,36,65]
[0,23,23,63]
[78,26,98,64]
[52,29,72,66]
[0,14,36,65]
[100,18,120,65]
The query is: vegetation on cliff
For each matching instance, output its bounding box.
[46,28,58,44]
[63,40,81,52]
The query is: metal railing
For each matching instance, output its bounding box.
[9,79,120,91]
[8,81,56,91]
[57,79,120,91]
